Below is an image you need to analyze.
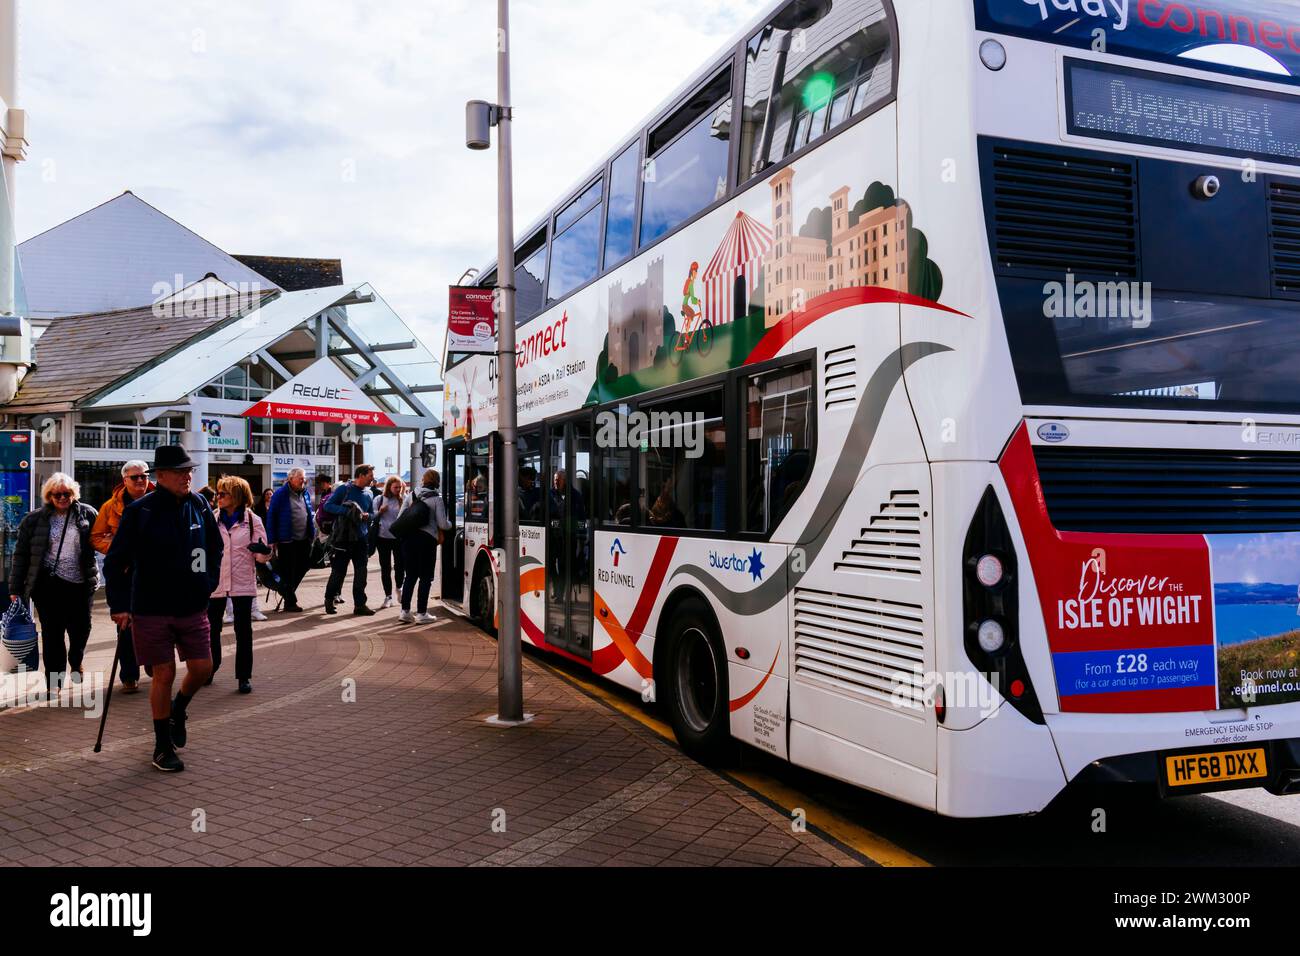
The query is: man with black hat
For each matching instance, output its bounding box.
[104,446,223,772]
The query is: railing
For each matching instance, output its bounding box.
[74,425,336,459]
[74,425,184,451]
[249,435,337,458]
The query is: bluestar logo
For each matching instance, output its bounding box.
[709,548,766,582]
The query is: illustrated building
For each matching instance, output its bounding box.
[828,186,909,293]
[765,167,829,327]
[764,167,913,327]
[607,256,665,375]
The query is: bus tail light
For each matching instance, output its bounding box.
[963,487,1044,724]
[934,682,946,724]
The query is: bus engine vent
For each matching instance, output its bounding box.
[1034,445,1300,533]
[824,345,857,410]
[793,588,926,708]
[834,490,923,577]
[986,142,1139,280]
[1269,181,1300,299]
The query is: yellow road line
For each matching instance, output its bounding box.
[539,658,931,868]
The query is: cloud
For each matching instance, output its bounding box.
[14,0,767,358]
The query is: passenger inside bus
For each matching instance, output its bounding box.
[518,466,543,522]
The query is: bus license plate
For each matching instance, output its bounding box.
[1164,748,1267,789]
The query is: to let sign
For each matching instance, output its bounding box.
[448,286,496,354]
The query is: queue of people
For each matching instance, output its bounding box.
[5,447,451,774]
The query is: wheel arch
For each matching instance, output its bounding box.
[653,583,723,692]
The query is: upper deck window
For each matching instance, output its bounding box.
[738,0,895,182]
[603,144,640,269]
[639,68,733,246]
[549,179,604,302]
[515,229,548,326]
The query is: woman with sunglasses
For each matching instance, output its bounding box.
[208,476,270,694]
[8,473,99,695]
[91,460,155,693]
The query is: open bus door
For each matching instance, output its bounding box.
[442,440,466,605]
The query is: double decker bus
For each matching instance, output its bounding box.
[442,0,1300,816]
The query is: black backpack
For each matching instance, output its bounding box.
[390,496,430,539]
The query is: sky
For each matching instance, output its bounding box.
[12,0,766,363]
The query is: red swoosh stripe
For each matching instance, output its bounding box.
[729,647,779,713]
[745,287,969,367]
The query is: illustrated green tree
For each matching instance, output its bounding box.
[905,210,944,302]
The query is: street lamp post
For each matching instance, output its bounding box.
[468,0,527,726]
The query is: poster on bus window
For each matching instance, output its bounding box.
[1037,531,1300,713]
[1005,435,1300,715]
[1209,533,1300,709]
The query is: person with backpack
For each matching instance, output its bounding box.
[208,476,271,694]
[394,469,451,624]
[104,445,223,773]
[8,473,99,695]
[323,464,376,616]
[91,460,155,694]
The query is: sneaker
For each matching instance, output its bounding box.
[151,749,184,772]
[170,711,187,749]
[282,603,303,613]
[381,595,395,609]
[414,612,437,624]
[238,679,252,694]
[70,670,83,685]
[397,610,414,624]
[251,609,268,622]
[324,599,337,615]
[353,605,376,617]
[121,681,138,694]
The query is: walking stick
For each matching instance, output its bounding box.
[93,642,121,754]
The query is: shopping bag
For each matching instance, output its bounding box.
[0,600,39,674]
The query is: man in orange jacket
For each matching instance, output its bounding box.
[92,460,155,693]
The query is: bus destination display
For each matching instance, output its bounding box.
[1066,59,1300,165]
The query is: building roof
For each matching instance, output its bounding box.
[232,255,343,292]
[16,192,281,320]
[8,290,272,414]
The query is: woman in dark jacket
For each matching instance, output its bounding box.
[8,472,99,694]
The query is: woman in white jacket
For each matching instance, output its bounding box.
[208,476,270,693]
[398,469,452,624]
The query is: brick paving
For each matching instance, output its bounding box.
[0,559,858,867]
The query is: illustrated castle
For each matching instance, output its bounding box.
[765,166,910,327]
[608,256,665,375]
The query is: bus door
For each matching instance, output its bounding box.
[545,415,593,658]
[442,442,466,605]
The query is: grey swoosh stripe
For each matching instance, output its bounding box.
[668,342,952,616]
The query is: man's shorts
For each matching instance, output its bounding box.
[131,611,211,667]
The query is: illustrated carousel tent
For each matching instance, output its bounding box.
[702,210,773,328]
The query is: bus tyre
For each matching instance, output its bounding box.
[472,565,496,637]
[663,604,731,764]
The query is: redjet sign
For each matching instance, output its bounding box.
[243,357,395,428]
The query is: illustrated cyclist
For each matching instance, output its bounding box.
[681,261,702,326]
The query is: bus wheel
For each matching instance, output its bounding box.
[472,566,497,637]
[663,603,731,764]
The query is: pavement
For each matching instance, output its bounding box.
[0,559,859,867]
